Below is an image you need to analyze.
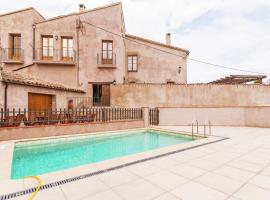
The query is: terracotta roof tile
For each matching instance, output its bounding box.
[1,70,85,93]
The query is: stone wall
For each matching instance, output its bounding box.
[158,106,270,128]
[111,84,270,107]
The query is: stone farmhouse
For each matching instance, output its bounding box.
[0,2,189,110]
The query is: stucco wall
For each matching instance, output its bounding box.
[0,120,144,141]
[22,3,126,89]
[125,37,187,84]
[5,84,85,109]
[0,8,44,70]
[158,106,270,128]
[111,84,270,107]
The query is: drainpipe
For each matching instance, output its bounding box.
[76,17,81,86]
[4,82,8,111]
[32,24,36,60]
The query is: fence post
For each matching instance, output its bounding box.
[102,108,106,122]
[142,107,150,128]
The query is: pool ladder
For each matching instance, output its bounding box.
[191,119,212,139]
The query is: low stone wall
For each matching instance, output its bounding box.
[158,106,270,128]
[0,120,144,141]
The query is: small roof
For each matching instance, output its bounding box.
[1,70,85,93]
[0,7,45,20]
[209,75,267,84]
[126,34,190,55]
[36,2,122,24]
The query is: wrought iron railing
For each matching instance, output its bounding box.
[34,49,76,62]
[0,107,143,128]
[0,48,24,61]
[97,53,116,65]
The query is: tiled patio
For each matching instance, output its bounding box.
[2,126,270,200]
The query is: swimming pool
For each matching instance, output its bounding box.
[11,129,193,179]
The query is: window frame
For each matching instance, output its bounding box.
[41,35,54,60]
[61,37,74,61]
[127,54,138,72]
[101,40,113,64]
[9,33,21,59]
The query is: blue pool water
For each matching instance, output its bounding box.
[11,130,193,179]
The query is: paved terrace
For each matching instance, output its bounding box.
[2,126,270,200]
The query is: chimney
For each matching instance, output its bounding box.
[79,4,86,12]
[166,33,171,46]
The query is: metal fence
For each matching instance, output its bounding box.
[34,49,76,62]
[149,108,159,126]
[0,108,143,128]
[0,48,24,61]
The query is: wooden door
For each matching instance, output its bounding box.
[28,93,53,111]
[101,84,110,106]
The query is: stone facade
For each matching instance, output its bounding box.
[0,3,189,108]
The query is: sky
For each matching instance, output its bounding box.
[1,0,270,83]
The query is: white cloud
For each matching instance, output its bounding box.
[1,0,269,83]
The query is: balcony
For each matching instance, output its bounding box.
[97,53,116,69]
[0,48,24,64]
[33,49,76,66]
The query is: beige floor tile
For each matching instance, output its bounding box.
[125,162,161,177]
[226,196,240,200]
[146,157,179,169]
[240,155,270,166]
[234,184,270,200]
[82,190,123,200]
[227,159,265,173]
[154,192,181,200]
[169,163,207,179]
[112,179,164,200]
[171,181,227,200]
[213,165,255,182]
[188,158,222,171]
[260,166,270,176]
[195,172,243,194]
[249,174,270,190]
[60,176,109,200]
[97,168,139,187]
[144,170,188,191]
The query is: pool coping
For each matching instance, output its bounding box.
[0,128,228,199]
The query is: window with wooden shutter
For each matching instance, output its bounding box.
[42,36,53,60]
[127,55,138,72]
[102,40,113,64]
[9,34,21,59]
[62,37,73,61]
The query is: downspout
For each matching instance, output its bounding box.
[32,24,36,60]
[4,82,8,111]
[76,17,81,86]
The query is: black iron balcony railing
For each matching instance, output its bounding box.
[97,53,116,65]
[34,48,76,63]
[0,48,24,62]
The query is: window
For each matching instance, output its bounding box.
[42,36,53,60]
[102,40,113,64]
[9,34,21,59]
[62,37,73,61]
[127,55,138,72]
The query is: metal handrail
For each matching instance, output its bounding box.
[203,120,212,136]
[191,119,199,139]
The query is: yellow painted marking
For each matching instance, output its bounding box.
[24,176,42,200]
